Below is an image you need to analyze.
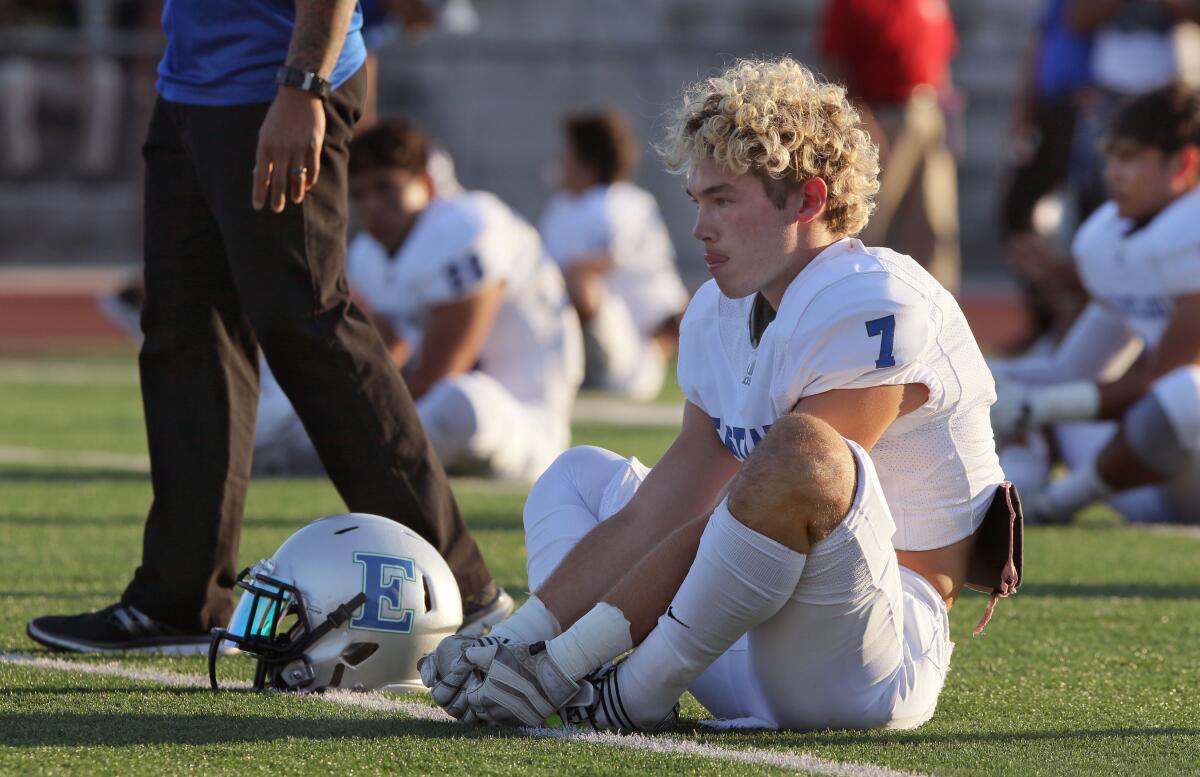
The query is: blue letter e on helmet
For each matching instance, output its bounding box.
[351,552,417,633]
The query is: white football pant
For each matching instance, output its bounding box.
[523,444,953,730]
[583,296,666,403]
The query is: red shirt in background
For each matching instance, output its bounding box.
[819,0,958,104]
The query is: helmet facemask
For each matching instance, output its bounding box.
[208,561,367,692]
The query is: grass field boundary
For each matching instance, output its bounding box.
[0,445,150,472]
[0,360,138,384]
[1,652,927,777]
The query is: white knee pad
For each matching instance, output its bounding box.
[419,372,570,482]
[1149,365,1200,457]
[522,446,648,591]
[417,378,479,469]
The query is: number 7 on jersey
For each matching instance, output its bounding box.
[865,315,896,368]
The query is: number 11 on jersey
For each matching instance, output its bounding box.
[865,315,896,368]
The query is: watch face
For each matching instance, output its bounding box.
[276,67,328,97]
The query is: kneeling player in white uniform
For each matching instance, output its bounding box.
[992,85,1200,523]
[539,110,691,401]
[418,58,1018,732]
[254,120,583,483]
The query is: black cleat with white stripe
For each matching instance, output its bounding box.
[560,663,679,734]
[27,603,214,655]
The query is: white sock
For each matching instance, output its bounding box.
[1034,459,1113,520]
[546,602,633,681]
[605,500,807,730]
[489,594,561,644]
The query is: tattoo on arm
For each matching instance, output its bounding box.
[287,0,358,77]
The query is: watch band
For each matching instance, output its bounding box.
[275,66,331,100]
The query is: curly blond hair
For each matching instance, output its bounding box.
[660,57,879,237]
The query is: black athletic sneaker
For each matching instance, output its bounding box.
[457,583,514,637]
[26,603,213,655]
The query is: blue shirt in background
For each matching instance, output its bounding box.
[157,0,366,106]
[1036,0,1093,96]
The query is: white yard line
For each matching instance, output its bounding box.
[1131,523,1200,539]
[1,652,926,777]
[0,445,150,472]
[0,653,250,689]
[0,360,138,384]
[571,395,682,427]
[0,447,526,499]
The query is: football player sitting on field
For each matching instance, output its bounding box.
[254,119,583,483]
[417,57,1018,732]
[539,109,691,401]
[991,85,1200,524]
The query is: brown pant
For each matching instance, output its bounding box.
[861,87,961,295]
[122,68,493,632]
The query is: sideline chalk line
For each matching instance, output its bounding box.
[1,652,927,777]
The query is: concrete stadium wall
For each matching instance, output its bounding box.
[373,0,1040,288]
[0,0,1040,282]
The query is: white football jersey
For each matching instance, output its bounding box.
[677,238,1004,551]
[347,191,583,416]
[539,181,690,334]
[1072,186,1200,352]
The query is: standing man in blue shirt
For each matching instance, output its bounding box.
[1000,0,1095,344]
[26,0,510,653]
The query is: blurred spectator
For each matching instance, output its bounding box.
[539,109,690,402]
[999,0,1095,345]
[1069,0,1200,215]
[819,0,962,294]
[357,0,480,133]
[0,0,131,179]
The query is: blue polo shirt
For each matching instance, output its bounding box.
[1035,0,1093,96]
[157,0,366,106]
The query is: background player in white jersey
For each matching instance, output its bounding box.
[992,85,1200,524]
[254,119,584,483]
[419,58,1017,732]
[539,109,691,401]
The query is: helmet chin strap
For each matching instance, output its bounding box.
[209,592,369,692]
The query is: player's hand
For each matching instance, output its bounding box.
[418,634,506,720]
[252,88,325,213]
[462,641,584,728]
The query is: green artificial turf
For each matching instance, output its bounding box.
[1,355,1198,776]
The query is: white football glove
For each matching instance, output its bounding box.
[461,641,589,728]
[417,634,507,721]
[991,379,1101,442]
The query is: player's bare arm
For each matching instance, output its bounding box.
[403,282,506,399]
[252,0,357,212]
[349,291,412,367]
[536,400,741,630]
[598,382,930,645]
